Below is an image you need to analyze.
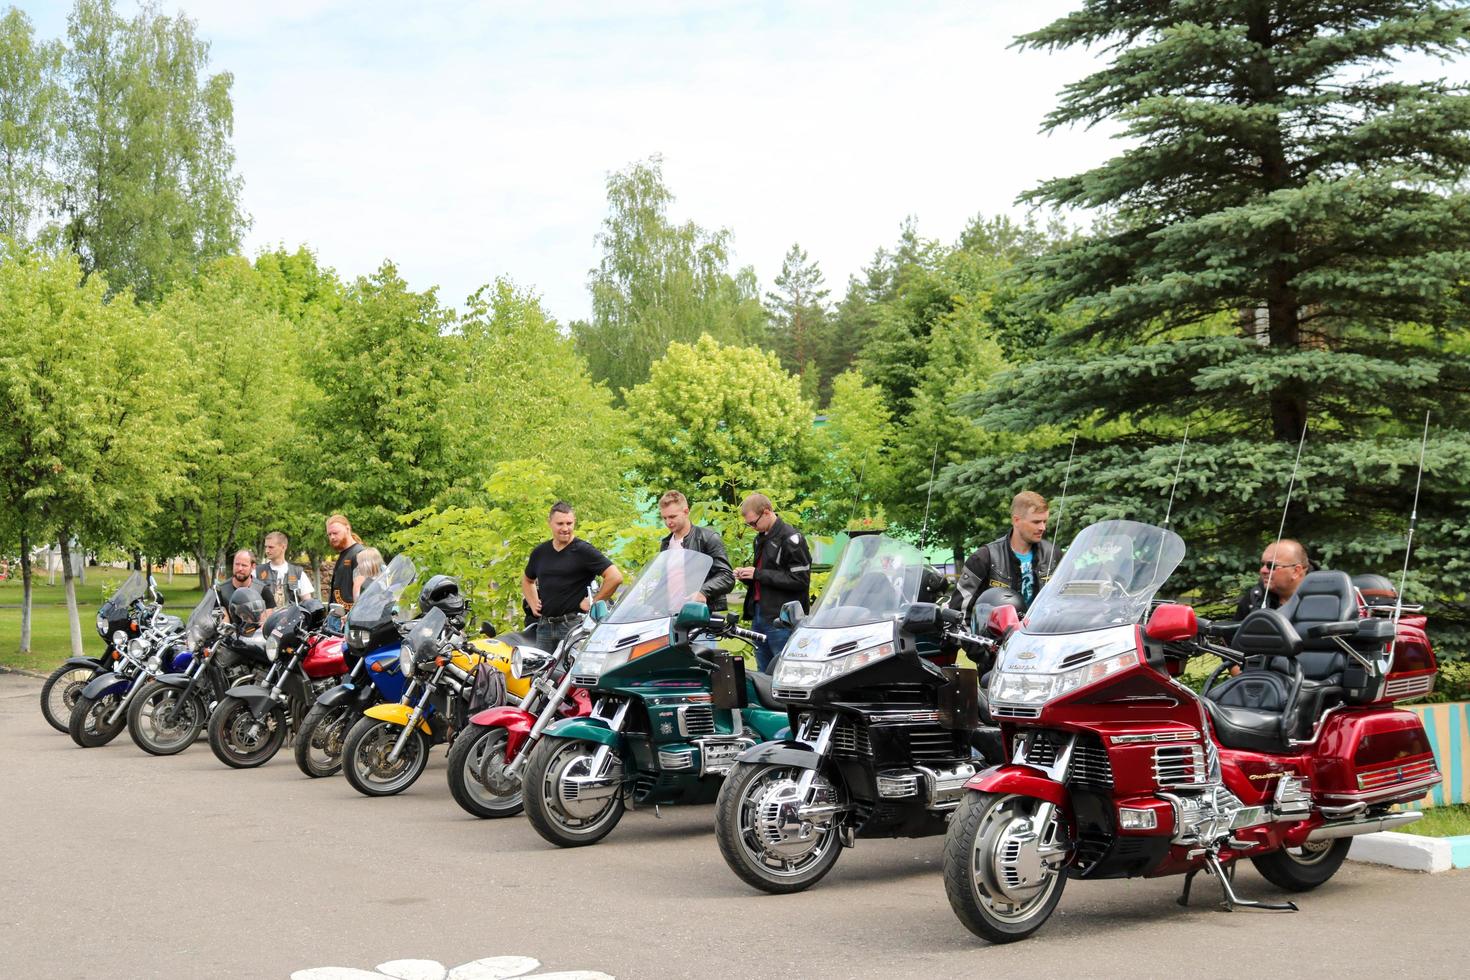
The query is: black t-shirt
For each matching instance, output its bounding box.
[525,539,612,618]
[215,578,276,626]
[330,543,364,609]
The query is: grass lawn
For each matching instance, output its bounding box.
[1394,804,1470,838]
[0,566,205,673]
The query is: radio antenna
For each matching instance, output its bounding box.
[1388,411,1431,663]
[918,443,940,551]
[1260,419,1309,610]
[1160,425,1190,531]
[1050,434,1079,552]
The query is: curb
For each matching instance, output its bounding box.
[0,664,48,679]
[1348,831,1470,872]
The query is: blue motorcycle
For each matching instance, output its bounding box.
[40,570,155,733]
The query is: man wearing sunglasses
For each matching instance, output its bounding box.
[733,492,811,672]
[1235,538,1311,619]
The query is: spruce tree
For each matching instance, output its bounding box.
[943,2,1470,650]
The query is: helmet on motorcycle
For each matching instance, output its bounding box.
[970,586,1023,633]
[228,585,266,628]
[298,597,326,631]
[418,575,468,623]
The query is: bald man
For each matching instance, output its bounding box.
[1235,539,1311,619]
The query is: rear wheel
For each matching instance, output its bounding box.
[715,762,845,894]
[68,690,128,748]
[1250,839,1352,891]
[294,702,355,778]
[943,791,1067,944]
[341,716,431,797]
[41,664,96,733]
[522,736,624,847]
[207,695,287,768]
[127,684,205,755]
[446,725,525,818]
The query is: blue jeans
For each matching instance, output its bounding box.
[534,617,575,653]
[751,607,792,673]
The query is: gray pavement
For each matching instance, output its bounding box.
[1,671,1465,980]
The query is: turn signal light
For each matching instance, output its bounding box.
[369,661,385,673]
[630,638,666,660]
[435,656,448,667]
[1118,807,1159,831]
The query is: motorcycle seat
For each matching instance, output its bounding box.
[747,669,787,712]
[1202,696,1291,754]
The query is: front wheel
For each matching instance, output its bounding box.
[714,762,846,894]
[341,716,430,797]
[522,736,625,847]
[207,695,287,768]
[41,663,97,733]
[127,684,206,756]
[294,702,355,778]
[1250,839,1352,891]
[446,725,524,818]
[943,791,1068,945]
[68,691,128,748]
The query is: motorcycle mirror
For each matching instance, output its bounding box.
[588,599,611,623]
[778,600,805,629]
[900,602,943,634]
[674,601,711,630]
[480,620,497,638]
[987,604,1021,636]
[328,602,346,619]
[1145,603,1198,643]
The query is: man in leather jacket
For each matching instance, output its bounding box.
[657,491,735,611]
[949,491,1059,626]
[734,492,812,672]
[1234,539,1310,619]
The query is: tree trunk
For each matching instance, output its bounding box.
[195,548,211,592]
[131,550,142,571]
[59,533,85,658]
[19,527,33,654]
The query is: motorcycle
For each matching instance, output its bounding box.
[40,570,164,733]
[445,621,594,818]
[206,596,349,769]
[339,587,503,798]
[520,548,788,848]
[67,586,190,748]
[714,534,1002,893]
[943,519,1442,944]
[293,557,416,778]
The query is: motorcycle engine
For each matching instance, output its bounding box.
[1170,785,1247,845]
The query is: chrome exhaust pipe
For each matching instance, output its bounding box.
[1305,811,1423,841]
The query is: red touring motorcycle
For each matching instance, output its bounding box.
[943,519,1441,944]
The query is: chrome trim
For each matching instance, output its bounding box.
[1356,758,1438,791]
[1306,811,1423,841]
[914,762,976,809]
[1153,744,1208,788]
[1318,770,1442,803]
[1110,730,1199,745]
[1385,674,1436,700]
[876,771,921,798]
[678,704,715,737]
[867,709,943,724]
[694,735,751,777]
[658,748,694,770]
[773,685,810,701]
[990,701,1042,719]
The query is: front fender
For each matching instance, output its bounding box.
[363,702,432,735]
[735,739,821,770]
[224,684,279,722]
[469,705,535,730]
[315,682,370,710]
[152,672,193,690]
[81,672,129,700]
[544,716,623,750]
[63,656,105,671]
[963,764,1070,808]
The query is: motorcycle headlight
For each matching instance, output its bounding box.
[989,648,1138,706]
[98,615,111,638]
[127,637,148,660]
[399,645,415,678]
[112,630,128,648]
[265,635,279,662]
[511,647,552,680]
[772,642,894,691]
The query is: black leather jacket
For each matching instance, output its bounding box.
[659,524,735,612]
[741,517,813,620]
[948,533,1060,619]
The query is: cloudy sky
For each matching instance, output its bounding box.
[18,1,1464,323]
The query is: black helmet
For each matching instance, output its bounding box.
[228,585,266,627]
[298,597,326,631]
[419,575,467,622]
[971,586,1023,631]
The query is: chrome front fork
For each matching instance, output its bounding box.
[388,670,441,763]
[503,669,576,780]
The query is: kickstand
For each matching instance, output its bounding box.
[1202,853,1298,913]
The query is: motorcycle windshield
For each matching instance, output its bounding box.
[606,549,714,625]
[186,591,220,648]
[1024,520,1186,635]
[406,606,448,659]
[348,555,416,627]
[100,570,147,619]
[806,535,926,629]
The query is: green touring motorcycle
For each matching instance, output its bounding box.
[521,548,791,848]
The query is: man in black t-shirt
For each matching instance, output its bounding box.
[215,549,276,624]
[522,501,623,652]
[326,513,365,612]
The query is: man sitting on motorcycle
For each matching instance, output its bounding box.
[1235,538,1310,618]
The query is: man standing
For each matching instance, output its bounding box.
[657,491,734,611]
[522,502,623,652]
[1235,539,1311,618]
[257,531,313,609]
[216,549,275,620]
[325,513,364,612]
[949,490,1059,624]
[733,493,811,672]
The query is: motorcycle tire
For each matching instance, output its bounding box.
[126,683,206,756]
[293,702,354,778]
[207,695,287,769]
[446,725,524,819]
[943,791,1067,945]
[341,715,430,797]
[41,663,97,734]
[68,690,128,748]
[714,761,845,894]
[522,735,625,848]
[1250,839,1352,891]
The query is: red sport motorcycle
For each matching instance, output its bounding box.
[943,519,1441,944]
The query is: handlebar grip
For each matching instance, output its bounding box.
[733,627,767,644]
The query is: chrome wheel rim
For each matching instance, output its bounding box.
[350,723,425,792]
[969,795,1065,924]
[538,740,621,834]
[466,730,522,811]
[47,668,93,723]
[138,689,198,749]
[736,766,843,879]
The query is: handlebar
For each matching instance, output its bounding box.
[730,625,767,645]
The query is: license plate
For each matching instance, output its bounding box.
[701,740,740,773]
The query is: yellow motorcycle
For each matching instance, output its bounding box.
[341,577,519,797]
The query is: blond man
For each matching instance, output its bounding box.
[949,491,1060,621]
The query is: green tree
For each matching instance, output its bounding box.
[0,8,61,241]
[765,243,832,402]
[575,156,767,394]
[805,370,893,534]
[58,0,245,300]
[948,1,1470,648]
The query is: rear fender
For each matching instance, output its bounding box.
[544,716,623,750]
[363,701,432,734]
[963,764,1070,808]
[734,739,821,770]
[224,684,279,722]
[80,672,129,700]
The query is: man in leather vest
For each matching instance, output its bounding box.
[656,490,735,611]
[256,531,313,609]
[734,492,811,672]
[949,490,1059,625]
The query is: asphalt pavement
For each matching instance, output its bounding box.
[1,671,1465,980]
